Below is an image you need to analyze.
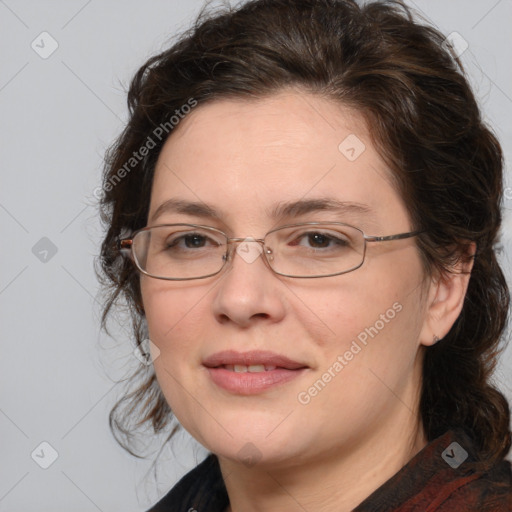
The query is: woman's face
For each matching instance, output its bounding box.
[141,90,431,468]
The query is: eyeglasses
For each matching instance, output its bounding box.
[119,222,424,280]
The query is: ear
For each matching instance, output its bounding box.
[419,242,476,347]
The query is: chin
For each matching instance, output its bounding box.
[193,416,312,466]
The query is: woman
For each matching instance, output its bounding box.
[97,0,512,510]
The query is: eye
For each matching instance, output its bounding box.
[289,230,351,250]
[165,231,220,250]
[168,233,208,249]
[305,232,334,248]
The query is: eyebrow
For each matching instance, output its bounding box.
[151,198,221,222]
[150,197,376,224]
[270,198,374,220]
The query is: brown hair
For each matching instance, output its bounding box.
[97,0,511,466]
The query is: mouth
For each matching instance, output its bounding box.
[203,350,308,370]
[220,364,280,372]
[203,350,309,394]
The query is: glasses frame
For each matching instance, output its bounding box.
[119,222,425,280]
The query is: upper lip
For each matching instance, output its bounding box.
[203,350,308,370]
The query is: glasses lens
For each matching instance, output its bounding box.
[265,223,365,277]
[132,225,227,279]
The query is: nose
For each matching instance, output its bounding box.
[211,238,286,327]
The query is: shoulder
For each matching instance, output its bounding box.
[409,429,512,512]
[145,453,228,512]
[355,428,512,512]
[432,457,512,511]
[428,429,512,511]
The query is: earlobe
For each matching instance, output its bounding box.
[419,243,476,347]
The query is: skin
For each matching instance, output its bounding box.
[140,89,473,512]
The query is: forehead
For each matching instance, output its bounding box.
[148,90,409,233]
[170,90,369,152]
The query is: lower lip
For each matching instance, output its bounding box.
[205,366,307,395]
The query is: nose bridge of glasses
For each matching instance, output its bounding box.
[227,237,265,243]
[224,237,270,265]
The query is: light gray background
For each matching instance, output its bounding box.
[1,1,511,511]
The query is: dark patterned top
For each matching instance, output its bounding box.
[146,429,512,511]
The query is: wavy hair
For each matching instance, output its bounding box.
[97,0,511,466]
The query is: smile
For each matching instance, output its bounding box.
[203,350,309,394]
[223,364,277,372]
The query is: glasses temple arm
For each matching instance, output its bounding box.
[365,230,426,243]
[119,239,133,255]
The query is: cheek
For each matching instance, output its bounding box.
[140,282,210,433]
[299,288,423,429]
[140,279,205,358]
[310,250,426,368]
